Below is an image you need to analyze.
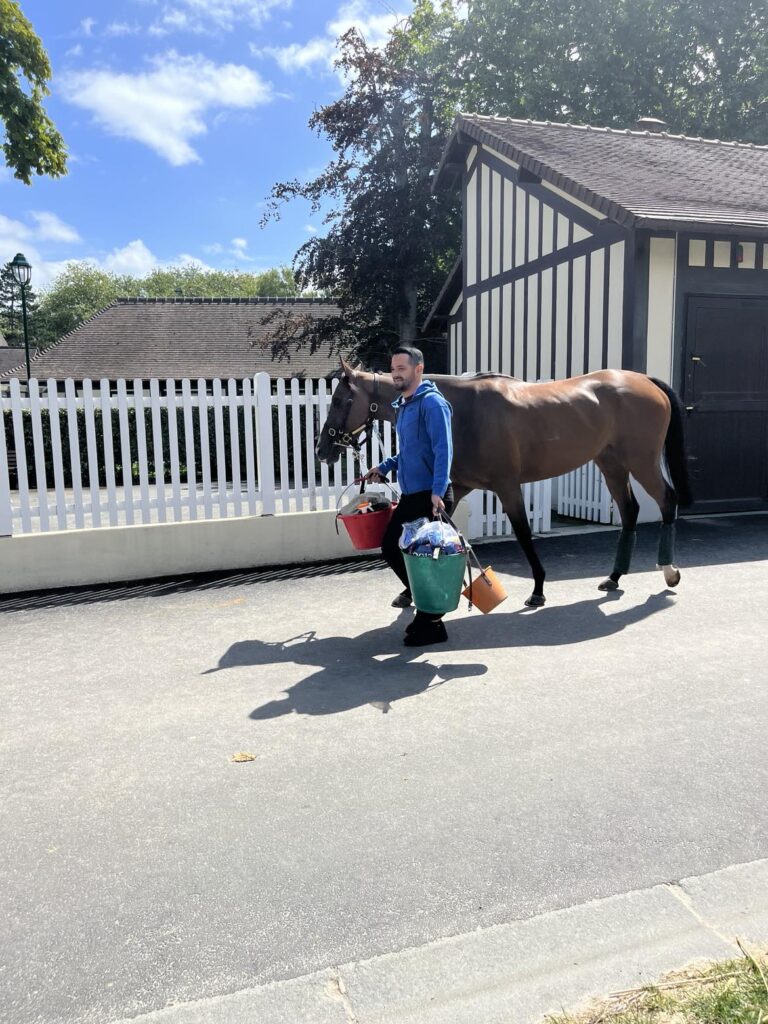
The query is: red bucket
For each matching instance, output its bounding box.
[336,481,398,551]
[339,504,396,550]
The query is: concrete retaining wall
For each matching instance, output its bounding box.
[0,506,471,595]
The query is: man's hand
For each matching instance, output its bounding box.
[364,468,385,483]
[431,494,445,517]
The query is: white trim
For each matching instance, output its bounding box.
[480,163,491,281]
[588,249,605,371]
[646,236,677,382]
[713,240,731,267]
[539,179,607,220]
[466,169,478,286]
[688,239,706,267]
[480,145,520,171]
[738,241,757,269]
[607,242,624,369]
[571,255,586,375]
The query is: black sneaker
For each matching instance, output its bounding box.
[403,619,448,647]
[405,611,437,636]
[391,589,412,608]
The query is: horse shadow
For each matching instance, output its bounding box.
[203,617,488,717]
[203,591,674,719]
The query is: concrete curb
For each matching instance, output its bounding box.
[108,857,768,1024]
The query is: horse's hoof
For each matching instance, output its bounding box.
[525,594,545,608]
[658,564,681,587]
[598,578,619,591]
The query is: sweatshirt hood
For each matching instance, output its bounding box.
[391,379,439,409]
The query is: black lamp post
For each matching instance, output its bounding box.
[9,252,32,382]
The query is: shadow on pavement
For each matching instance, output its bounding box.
[204,590,674,719]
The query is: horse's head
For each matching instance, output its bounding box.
[315,357,375,464]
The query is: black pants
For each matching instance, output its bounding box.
[381,486,455,592]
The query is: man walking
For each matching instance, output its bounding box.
[365,346,454,647]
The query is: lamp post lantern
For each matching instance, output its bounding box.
[9,252,32,382]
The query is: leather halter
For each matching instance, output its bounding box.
[326,372,381,455]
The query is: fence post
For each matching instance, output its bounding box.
[0,396,12,537]
[255,373,275,515]
[466,489,485,540]
[540,477,552,533]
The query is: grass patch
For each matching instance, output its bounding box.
[545,943,768,1024]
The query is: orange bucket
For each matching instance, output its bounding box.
[463,566,508,613]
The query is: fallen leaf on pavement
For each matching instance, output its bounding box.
[230,751,257,763]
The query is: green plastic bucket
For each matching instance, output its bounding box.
[404,552,467,615]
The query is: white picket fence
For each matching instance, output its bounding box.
[557,461,612,524]
[0,374,601,541]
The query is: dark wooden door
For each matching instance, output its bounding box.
[683,296,768,512]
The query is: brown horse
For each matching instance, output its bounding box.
[316,360,692,606]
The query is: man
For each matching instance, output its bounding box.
[365,346,454,647]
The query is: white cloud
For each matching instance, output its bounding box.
[95,241,217,278]
[103,239,158,276]
[0,214,71,290]
[66,43,83,58]
[80,17,96,36]
[260,0,408,75]
[150,0,292,35]
[0,213,223,290]
[202,237,254,261]
[304,223,318,234]
[105,22,141,37]
[30,212,82,244]
[60,52,274,166]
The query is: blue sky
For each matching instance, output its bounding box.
[1,0,413,290]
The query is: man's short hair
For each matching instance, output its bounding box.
[391,345,424,366]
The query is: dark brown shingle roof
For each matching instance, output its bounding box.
[438,115,768,231]
[1,297,345,381]
[0,348,27,376]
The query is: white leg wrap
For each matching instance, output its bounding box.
[657,563,681,587]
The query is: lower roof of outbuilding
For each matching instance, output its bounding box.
[0,297,346,381]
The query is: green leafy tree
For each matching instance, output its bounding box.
[458,0,768,143]
[0,260,40,347]
[34,265,124,349]
[263,0,463,365]
[0,0,67,183]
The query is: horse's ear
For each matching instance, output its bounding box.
[340,355,355,380]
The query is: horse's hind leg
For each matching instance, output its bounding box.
[629,457,681,588]
[496,482,546,607]
[595,455,640,592]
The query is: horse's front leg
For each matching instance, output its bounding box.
[497,482,546,607]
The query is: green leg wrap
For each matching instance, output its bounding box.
[612,529,637,576]
[658,522,676,566]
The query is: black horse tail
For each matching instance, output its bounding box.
[650,377,693,508]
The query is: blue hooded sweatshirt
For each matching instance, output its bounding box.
[377,380,453,496]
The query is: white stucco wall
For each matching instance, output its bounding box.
[646,236,677,383]
[0,505,470,595]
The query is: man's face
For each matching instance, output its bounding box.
[391,354,422,393]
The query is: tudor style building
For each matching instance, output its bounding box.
[426,115,768,514]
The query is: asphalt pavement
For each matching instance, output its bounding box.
[1,514,767,1024]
